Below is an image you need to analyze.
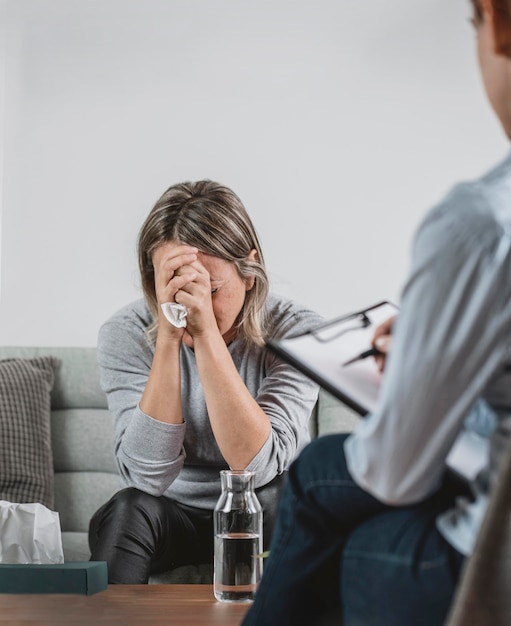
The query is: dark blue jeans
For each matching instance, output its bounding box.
[242,434,465,626]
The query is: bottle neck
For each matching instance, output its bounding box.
[220,470,255,493]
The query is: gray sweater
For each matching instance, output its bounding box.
[98,293,323,509]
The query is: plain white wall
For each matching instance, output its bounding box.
[0,0,508,346]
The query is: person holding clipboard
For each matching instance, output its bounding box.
[242,1,511,624]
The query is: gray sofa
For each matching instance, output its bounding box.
[0,346,358,584]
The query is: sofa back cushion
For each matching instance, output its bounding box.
[52,406,119,532]
[0,347,120,533]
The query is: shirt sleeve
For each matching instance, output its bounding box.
[97,314,186,496]
[345,185,511,504]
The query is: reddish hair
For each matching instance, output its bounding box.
[489,0,511,56]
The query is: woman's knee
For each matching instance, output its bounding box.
[110,487,159,508]
[94,487,167,527]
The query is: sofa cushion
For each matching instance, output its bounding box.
[52,407,120,533]
[52,408,118,474]
[55,471,121,533]
[0,347,107,410]
[0,356,60,509]
[61,531,93,562]
[316,389,360,436]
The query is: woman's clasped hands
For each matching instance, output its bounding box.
[153,242,218,344]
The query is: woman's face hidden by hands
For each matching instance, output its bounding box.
[153,240,256,348]
[182,251,255,348]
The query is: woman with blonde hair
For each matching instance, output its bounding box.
[89,180,322,583]
[243,1,511,624]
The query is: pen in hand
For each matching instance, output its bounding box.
[342,347,380,367]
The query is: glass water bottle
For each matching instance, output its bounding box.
[213,469,263,603]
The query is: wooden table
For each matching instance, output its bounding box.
[0,584,251,625]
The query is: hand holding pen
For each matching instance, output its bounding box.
[343,314,397,372]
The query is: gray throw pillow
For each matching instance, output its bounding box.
[0,356,60,509]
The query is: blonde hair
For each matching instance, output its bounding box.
[138,180,269,344]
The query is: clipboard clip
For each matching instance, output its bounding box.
[309,310,371,343]
[282,301,390,344]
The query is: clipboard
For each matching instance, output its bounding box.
[267,300,488,482]
[267,301,398,416]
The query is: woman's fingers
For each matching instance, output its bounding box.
[153,244,198,278]
[172,267,199,302]
[153,244,198,299]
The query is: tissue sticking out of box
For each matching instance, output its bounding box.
[0,501,64,565]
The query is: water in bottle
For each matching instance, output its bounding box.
[214,470,263,603]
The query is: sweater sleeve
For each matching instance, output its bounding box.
[97,309,186,496]
[244,302,324,486]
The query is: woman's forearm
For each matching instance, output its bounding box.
[139,335,184,424]
[193,332,271,469]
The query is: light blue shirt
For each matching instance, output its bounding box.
[345,150,511,556]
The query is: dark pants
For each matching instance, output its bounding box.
[88,473,287,584]
[89,488,214,583]
[242,434,466,626]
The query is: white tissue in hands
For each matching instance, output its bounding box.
[0,501,64,564]
[161,302,188,328]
